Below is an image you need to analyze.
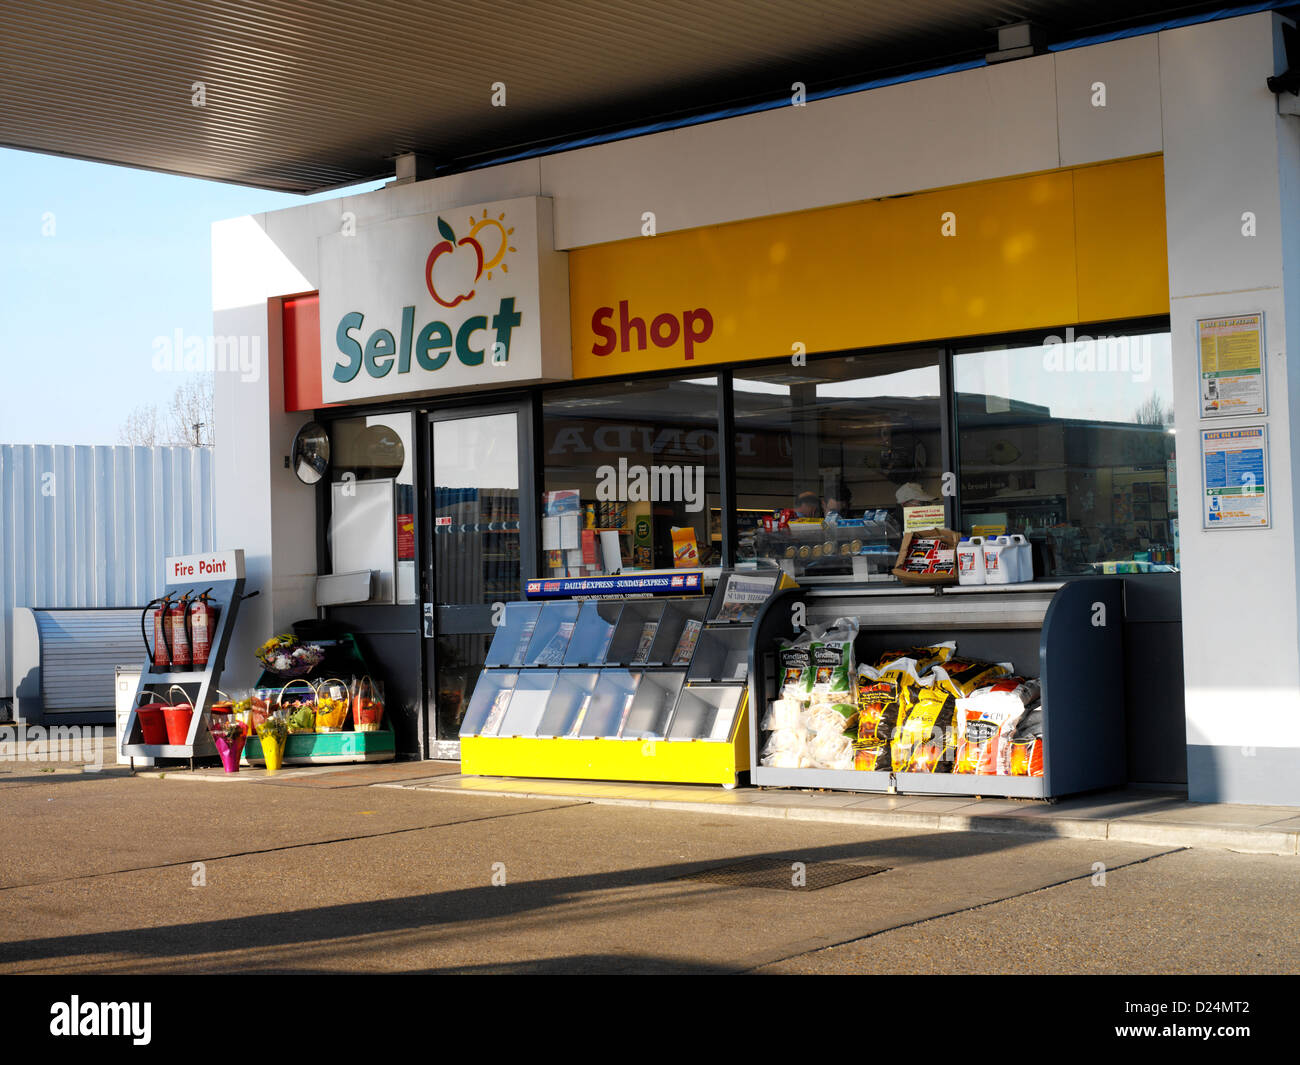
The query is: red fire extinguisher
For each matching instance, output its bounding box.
[189,588,219,669]
[167,591,193,670]
[142,594,173,673]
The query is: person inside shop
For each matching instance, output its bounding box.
[823,483,851,522]
[794,490,822,519]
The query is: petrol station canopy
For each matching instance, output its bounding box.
[0,0,1267,193]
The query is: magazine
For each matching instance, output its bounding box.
[671,619,703,665]
[632,621,658,663]
[532,621,574,665]
[713,573,776,623]
[480,688,513,736]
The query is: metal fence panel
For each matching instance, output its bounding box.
[0,445,214,701]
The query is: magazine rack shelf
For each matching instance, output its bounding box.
[746,579,1127,799]
[460,569,793,786]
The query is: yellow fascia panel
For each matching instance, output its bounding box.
[1073,156,1169,324]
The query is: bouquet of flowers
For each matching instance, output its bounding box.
[255,712,289,772]
[256,634,325,677]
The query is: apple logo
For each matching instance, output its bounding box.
[425,217,485,308]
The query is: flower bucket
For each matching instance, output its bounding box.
[314,678,350,732]
[277,678,317,734]
[352,676,384,733]
[259,730,286,772]
[163,685,195,745]
[256,714,289,773]
[213,730,246,773]
[134,692,169,745]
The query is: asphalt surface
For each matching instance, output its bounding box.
[1,763,1298,974]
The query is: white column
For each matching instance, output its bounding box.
[212,216,319,690]
[1161,12,1300,803]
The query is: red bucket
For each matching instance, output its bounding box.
[136,703,168,745]
[163,705,194,745]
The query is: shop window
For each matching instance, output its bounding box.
[954,330,1178,575]
[326,412,417,603]
[733,350,944,581]
[541,376,721,575]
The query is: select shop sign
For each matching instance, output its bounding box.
[318,196,571,403]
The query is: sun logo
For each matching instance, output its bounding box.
[425,211,517,308]
[468,210,515,280]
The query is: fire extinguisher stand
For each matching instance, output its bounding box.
[121,549,251,772]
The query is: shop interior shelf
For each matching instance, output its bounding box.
[563,601,624,666]
[668,684,743,741]
[746,579,1126,799]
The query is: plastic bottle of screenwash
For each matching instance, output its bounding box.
[957,536,986,585]
[983,536,1012,585]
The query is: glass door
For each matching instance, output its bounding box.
[424,403,535,759]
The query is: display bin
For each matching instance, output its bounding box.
[605,600,668,665]
[563,601,624,666]
[747,579,1126,799]
[484,603,543,667]
[460,569,785,786]
[523,602,582,666]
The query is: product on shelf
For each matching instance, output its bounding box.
[777,630,817,702]
[1009,707,1045,777]
[954,676,1041,775]
[890,682,956,773]
[873,643,955,675]
[809,618,859,707]
[671,619,703,665]
[761,619,860,771]
[892,529,959,584]
[931,657,1012,699]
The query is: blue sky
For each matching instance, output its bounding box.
[0,148,381,445]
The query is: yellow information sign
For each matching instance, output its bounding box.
[1198,313,1266,418]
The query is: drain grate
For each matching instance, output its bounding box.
[674,857,890,891]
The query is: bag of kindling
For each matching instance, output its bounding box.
[776,627,821,704]
[808,618,860,708]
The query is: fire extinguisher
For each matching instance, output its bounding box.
[142,594,173,673]
[167,591,193,670]
[189,588,219,669]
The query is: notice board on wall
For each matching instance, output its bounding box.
[330,478,397,603]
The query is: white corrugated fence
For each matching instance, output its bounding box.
[0,445,214,703]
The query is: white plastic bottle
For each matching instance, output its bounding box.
[1009,534,1032,583]
[983,536,1011,584]
[957,536,986,585]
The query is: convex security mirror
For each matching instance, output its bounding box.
[291,422,331,484]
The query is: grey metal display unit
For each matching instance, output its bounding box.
[460,569,783,785]
[747,579,1126,799]
[120,550,249,771]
